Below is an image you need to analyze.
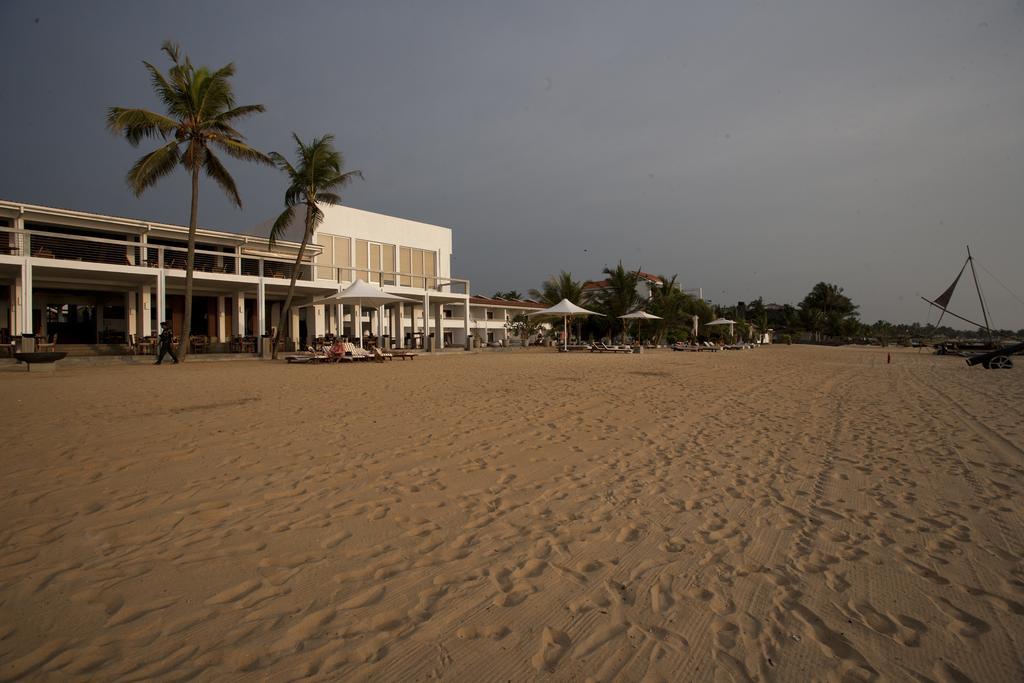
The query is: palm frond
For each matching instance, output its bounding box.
[106,107,177,144]
[215,103,265,125]
[126,141,181,196]
[269,204,296,247]
[210,136,272,165]
[161,41,181,65]
[203,150,242,207]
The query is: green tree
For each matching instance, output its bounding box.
[267,134,363,358]
[107,41,270,360]
[530,271,584,306]
[504,312,542,347]
[493,290,524,300]
[590,262,640,339]
[798,282,859,340]
[647,274,689,344]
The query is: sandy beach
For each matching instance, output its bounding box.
[1,346,1022,681]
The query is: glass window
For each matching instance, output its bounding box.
[399,247,412,286]
[382,244,396,285]
[355,239,368,281]
[369,243,382,284]
[315,235,334,279]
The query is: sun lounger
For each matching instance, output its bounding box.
[591,342,633,353]
[392,350,418,360]
[702,342,721,351]
[343,342,373,361]
[371,346,393,362]
[286,346,329,363]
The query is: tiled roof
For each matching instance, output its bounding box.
[469,295,545,309]
[582,271,664,290]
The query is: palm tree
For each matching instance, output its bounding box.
[267,134,363,359]
[530,271,584,306]
[108,41,270,360]
[647,274,687,343]
[591,262,640,339]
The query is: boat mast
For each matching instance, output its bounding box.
[966,245,992,342]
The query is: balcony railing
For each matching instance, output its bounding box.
[2,227,316,282]
[2,227,470,295]
[313,263,470,295]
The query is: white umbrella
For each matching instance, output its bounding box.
[704,317,736,340]
[304,279,415,347]
[618,310,662,343]
[528,298,602,351]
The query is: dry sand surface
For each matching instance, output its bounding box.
[2,345,1023,682]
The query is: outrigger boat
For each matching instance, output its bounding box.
[922,247,1022,369]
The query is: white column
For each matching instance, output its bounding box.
[125,291,137,340]
[335,304,343,336]
[396,302,406,348]
[423,293,430,351]
[234,292,246,336]
[21,261,32,335]
[377,305,385,339]
[463,299,471,348]
[257,277,266,336]
[156,270,166,328]
[140,285,152,337]
[217,296,227,341]
[290,307,300,346]
[313,304,326,339]
[12,276,23,336]
[433,303,443,349]
[353,304,362,341]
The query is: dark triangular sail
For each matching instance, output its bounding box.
[933,260,967,310]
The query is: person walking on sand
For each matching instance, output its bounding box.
[155,321,178,365]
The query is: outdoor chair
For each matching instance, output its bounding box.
[37,334,57,352]
[190,335,208,353]
[136,336,156,355]
[371,346,394,362]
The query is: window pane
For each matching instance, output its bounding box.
[316,235,334,280]
[383,244,396,285]
[355,239,368,281]
[399,247,411,286]
[335,236,351,281]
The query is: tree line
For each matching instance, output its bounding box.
[500,271,1021,345]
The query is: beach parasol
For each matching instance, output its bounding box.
[618,310,662,343]
[304,279,415,347]
[704,317,736,341]
[528,299,602,351]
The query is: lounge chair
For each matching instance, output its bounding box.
[371,346,393,362]
[285,346,329,363]
[391,349,418,360]
[342,342,373,361]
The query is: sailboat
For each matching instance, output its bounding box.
[922,247,1021,369]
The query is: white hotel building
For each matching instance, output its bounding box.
[0,200,496,354]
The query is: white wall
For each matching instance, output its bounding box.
[314,205,453,279]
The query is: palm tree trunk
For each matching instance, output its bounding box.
[272,203,313,360]
[178,164,200,361]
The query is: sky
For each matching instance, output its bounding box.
[1,0,1022,328]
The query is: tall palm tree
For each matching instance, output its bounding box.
[530,271,584,306]
[591,262,640,339]
[108,41,270,360]
[647,274,686,343]
[267,134,363,359]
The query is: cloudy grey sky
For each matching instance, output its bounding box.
[2,0,1022,327]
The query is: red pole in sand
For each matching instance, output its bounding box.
[887,352,891,364]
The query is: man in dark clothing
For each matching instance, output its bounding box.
[155,321,178,365]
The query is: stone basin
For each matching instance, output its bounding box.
[13,352,68,372]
